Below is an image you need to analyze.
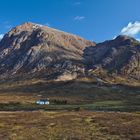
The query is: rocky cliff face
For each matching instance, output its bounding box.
[84,35,140,80]
[0,22,95,80]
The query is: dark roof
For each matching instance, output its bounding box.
[38,99,49,102]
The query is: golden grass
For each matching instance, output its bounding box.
[0,111,139,140]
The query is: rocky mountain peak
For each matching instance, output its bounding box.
[112,35,139,46]
[12,22,44,31]
[0,22,95,80]
[115,35,134,40]
[85,35,140,81]
[0,22,140,84]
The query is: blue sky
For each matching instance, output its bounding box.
[0,0,140,42]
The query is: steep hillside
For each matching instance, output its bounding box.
[0,22,95,80]
[84,35,140,84]
[0,23,140,85]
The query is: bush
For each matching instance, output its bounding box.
[51,99,68,105]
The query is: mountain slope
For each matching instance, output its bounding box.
[0,23,140,85]
[0,22,95,80]
[84,35,140,82]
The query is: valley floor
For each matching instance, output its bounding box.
[0,111,139,140]
[0,80,140,139]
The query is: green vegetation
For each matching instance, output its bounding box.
[0,100,139,112]
[0,80,139,112]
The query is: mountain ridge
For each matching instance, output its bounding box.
[0,22,95,81]
[0,22,140,85]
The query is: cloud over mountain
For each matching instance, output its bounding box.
[0,34,4,40]
[121,21,140,37]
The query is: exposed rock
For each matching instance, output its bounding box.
[0,22,95,80]
[84,35,140,80]
[0,22,140,84]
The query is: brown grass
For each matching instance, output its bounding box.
[0,111,139,140]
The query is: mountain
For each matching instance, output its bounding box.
[0,22,140,85]
[0,22,95,81]
[84,35,140,84]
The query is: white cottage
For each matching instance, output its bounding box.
[36,99,50,105]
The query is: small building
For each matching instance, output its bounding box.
[36,99,50,105]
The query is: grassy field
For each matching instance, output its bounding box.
[0,111,139,140]
[0,79,139,139]
[0,100,139,112]
[0,79,139,112]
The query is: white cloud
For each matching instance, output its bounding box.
[2,21,13,30]
[0,34,4,40]
[74,16,85,21]
[74,2,82,5]
[113,36,117,39]
[121,21,140,37]
[45,22,50,27]
[5,25,12,29]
